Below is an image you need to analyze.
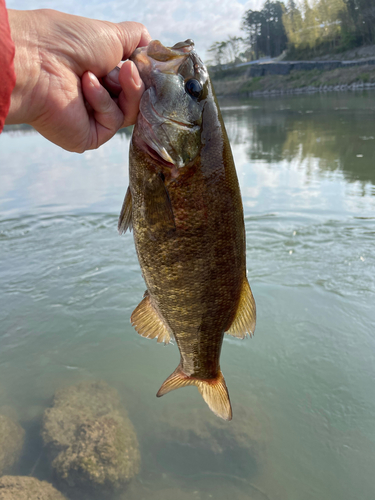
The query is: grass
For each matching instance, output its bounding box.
[240,76,263,92]
[358,72,370,83]
[213,64,375,96]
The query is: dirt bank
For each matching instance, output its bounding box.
[212,63,375,97]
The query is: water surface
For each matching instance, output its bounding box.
[1,91,374,500]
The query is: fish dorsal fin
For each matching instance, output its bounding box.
[226,277,256,339]
[157,365,232,421]
[131,294,172,344]
[144,172,176,231]
[118,186,133,234]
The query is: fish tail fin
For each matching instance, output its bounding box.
[156,365,232,421]
[196,371,232,421]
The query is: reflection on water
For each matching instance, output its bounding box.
[223,92,375,187]
[0,91,375,500]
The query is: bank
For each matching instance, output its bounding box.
[211,58,375,98]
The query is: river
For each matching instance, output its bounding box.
[0,91,374,500]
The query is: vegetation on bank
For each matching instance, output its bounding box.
[207,0,375,66]
[210,63,375,96]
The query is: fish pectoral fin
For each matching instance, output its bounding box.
[131,294,172,344]
[118,186,133,234]
[226,277,256,339]
[157,365,232,421]
[144,173,176,231]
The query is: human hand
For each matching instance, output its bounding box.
[5,9,151,152]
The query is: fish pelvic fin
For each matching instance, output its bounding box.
[118,186,133,234]
[156,365,232,421]
[227,276,256,339]
[131,293,172,344]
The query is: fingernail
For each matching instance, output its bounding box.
[130,61,142,88]
[106,67,120,86]
[88,71,101,89]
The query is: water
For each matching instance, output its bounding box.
[1,91,375,500]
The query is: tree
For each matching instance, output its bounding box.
[207,37,246,67]
[342,0,375,45]
[283,0,350,54]
[282,0,304,48]
[242,1,288,59]
[226,36,246,64]
[302,0,319,49]
[207,41,227,67]
[242,10,264,59]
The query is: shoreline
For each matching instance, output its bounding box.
[235,81,375,98]
[211,60,375,99]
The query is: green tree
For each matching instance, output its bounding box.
[283,0,349,54]
[242,10,264,59]
[242,1,288,59]
[282,0,304,48]
[302,0,319,49]
[343,0,375,45]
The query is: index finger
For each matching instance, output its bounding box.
[116,21,151,60]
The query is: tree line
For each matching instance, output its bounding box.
[207,0,375,66]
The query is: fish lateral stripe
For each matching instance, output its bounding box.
[157,365,232,421]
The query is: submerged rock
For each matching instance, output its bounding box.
[0,415,25,474]
[42,381,140,492]
[150,398,270,483]
[158,401,269,455]
[0,476,66,500]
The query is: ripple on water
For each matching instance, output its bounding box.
[245,214,375,297]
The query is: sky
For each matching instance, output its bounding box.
[6,0,263,61]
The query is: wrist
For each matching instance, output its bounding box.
[5,10,42,125]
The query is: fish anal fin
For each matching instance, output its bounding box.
[131,294,172,344]
[118,186,133,234]
[157,365,232,421]
[227,277,256,339]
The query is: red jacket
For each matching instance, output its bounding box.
[0,0,16,132]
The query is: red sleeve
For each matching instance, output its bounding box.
[0,0,16,133]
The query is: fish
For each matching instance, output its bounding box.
[118,39,256,421]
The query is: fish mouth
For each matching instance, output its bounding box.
[130,39,196,91]
[141,140,175,169]
[147,39,195,61]
[131,39,203,170]
[132,39,195,66]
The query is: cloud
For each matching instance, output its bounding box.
[6,0,263,60]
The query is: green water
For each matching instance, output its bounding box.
[0,91,375,500]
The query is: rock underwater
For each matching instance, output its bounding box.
[41,381,140,495]
[0,476,67,500]
[0,414,25,475]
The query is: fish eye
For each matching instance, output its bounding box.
[185,79,202,100]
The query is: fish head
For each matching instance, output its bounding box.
[131,39,209,170]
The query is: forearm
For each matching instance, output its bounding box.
[0,2,16,131]
[6,10,44,125]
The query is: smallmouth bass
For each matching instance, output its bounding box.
[119,39,256,420]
